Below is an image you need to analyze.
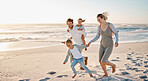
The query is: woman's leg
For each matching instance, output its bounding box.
[99,44,108,76]
[101,44,116,73]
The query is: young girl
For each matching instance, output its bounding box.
[63,39,93,79]
[75,18,87,50]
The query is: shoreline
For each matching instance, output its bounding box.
[0,41,148,52]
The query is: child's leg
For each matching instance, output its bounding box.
[81,35,86,45]
[78,58,91,74]
[71,58,78,75]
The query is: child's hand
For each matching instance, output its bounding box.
[70,37,72,39]
[63,62,66,64]
[61,41,65,44]
[85,48,87,51]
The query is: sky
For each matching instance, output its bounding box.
[0,0,148,24]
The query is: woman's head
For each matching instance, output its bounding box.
[66,39,73,49]
[66,18,73,27]
[78,18,85,25]
[97,12,108,24]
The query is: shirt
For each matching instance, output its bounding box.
[70,46,83,59]
[68,26,83,44]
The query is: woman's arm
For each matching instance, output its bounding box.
[89,26,100,43]
[109,23,119,43]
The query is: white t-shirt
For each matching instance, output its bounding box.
[70,46,82,59]
[68,26,83,45]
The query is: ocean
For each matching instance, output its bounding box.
[0,24,148,51]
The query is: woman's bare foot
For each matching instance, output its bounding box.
[72,75,77,78]
[100,74,108,79]
[112,64,116,73]
[89,74,93,77]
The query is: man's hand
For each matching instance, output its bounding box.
[67,29,69,32]
[61,41,65,44]
[77,28,83,31]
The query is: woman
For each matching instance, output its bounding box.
[87,13,119,77]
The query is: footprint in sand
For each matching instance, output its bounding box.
[39,77,50,81]
[56,75,68,78]
[19,79,30,81]
[47,71,56,75]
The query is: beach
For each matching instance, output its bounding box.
[0,42,148,81]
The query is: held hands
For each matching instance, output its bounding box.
[86,42,91,47]
[115,42,119,47]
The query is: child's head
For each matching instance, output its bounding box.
[66,18,73,27]
[78,18,85,25]
[66,39,73,49]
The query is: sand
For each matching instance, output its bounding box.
[0,42,148,81]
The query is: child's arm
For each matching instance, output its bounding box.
[75,44,87,50]
[63,49,71,64]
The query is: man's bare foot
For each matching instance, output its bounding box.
[89,74,93,77]
[112,64,116,73]
[72,75,77,78]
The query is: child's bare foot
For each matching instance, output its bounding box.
[89,74,93,77]
[112,64,116,73]
[72,75,77,78]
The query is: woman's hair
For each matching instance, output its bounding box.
[66,39,72,44]
[78,18,85,22]
[97,12,109,21]
[66,18,73,24]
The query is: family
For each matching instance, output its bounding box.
[61,13,119,79]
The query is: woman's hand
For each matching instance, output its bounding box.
[87,42,91,47]
[115,42,118,47]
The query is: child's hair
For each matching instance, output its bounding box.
[66,39,72,44]
[78,18,85,22]
[66,18,73,24]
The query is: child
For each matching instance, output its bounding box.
[62,18,88,70]
[63,39,93,79]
